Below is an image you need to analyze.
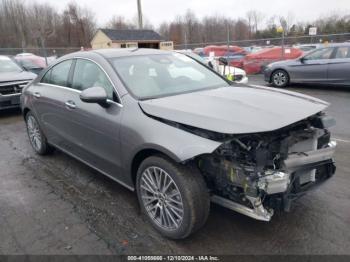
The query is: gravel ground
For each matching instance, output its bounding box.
[0,75,349,255]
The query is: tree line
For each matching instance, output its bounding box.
[1,0,350,49]
[0,0,95,48]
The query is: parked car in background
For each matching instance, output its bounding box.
[264,43,350,87]
[203,45,246,57]
[294,44,322,52]
[0,55,36,110]
[243,46,264,54]
[243,47,303,74]
[22,49,336,239]
[14,53,54,74]
[212,57,248,84]
[203,45,247,69]
[178,50,248,84]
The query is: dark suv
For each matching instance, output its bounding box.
[0,55,36,110]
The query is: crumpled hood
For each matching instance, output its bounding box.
[0,71,36,84]
[139,86,329,134]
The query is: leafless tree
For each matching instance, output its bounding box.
[106,15,135,30]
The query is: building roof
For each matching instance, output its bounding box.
[100,28,163,42]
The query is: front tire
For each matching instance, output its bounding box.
[271,69,289,88]
[25,112,53,155]
[136,156,210,239]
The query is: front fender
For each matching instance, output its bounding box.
[119,95,222,184]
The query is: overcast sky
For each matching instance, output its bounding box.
[31,0,350,27]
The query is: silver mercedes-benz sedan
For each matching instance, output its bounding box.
[264,43,350,87]
[21,48,336,239]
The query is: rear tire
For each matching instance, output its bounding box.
[271,69,289,88]
[25,112,53,155]
[136,155,210,239]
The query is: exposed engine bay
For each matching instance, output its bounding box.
[192,112,337,221]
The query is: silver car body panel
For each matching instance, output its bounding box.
[21,49,334,194]
[265,43,350,85]
[139,85,328,134]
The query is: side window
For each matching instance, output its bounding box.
[305,48,334,60]
[41,70,51,84]
[334,47,350,59]
[72,59,115,100]
[41,60,73,86]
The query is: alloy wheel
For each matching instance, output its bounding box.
[140,166,184,231]
[27,115,42,152]
[273,71,287,87]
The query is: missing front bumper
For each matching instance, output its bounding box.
[211,142,337,221]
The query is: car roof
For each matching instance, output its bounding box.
[62,48,174,60]
[323,43,350,47]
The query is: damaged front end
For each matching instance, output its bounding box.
[196,113,336,221]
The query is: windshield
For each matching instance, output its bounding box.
[110,53,229,99]
[184,52,208,64]
[0,56,23,73]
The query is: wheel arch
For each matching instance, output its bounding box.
[130,147,182,187]
[22,107,31,120]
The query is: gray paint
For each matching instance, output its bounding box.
[100,29,163,41]
[139,85,328,134]
[264,43,350,85]
[0,70,36,83]
[21,48,330,190]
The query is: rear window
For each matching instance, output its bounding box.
[334,47,350,59]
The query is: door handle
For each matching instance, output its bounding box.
[65,100,77,109]
[33,92,41,98]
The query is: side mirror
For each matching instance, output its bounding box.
[300,57,307,63]
[218,57,229,66]
[80,86,109,107]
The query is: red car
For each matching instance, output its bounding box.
[203,45,247,68]
[243,47,303,74]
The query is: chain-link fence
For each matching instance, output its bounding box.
[174,32,350,50]
[0,47,81,58]
[1,32,350,61]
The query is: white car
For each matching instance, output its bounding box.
[177,50,248,84]
[216,63,248,84]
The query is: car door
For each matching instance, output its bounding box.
[289,47,334,83]
[327,46,350,85]
[61,58,125,183]
[31,59,75,146]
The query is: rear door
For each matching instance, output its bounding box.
[327,46,350,85]
[31,59,75,146]
[290,47,334,83]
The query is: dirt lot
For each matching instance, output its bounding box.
[0,75,350,255]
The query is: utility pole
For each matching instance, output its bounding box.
[281,30,285,59]
[226,22,230,60]
[137,0,143,29]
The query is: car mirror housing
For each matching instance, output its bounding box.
[80,86,109,107]
[218,57,229,66]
